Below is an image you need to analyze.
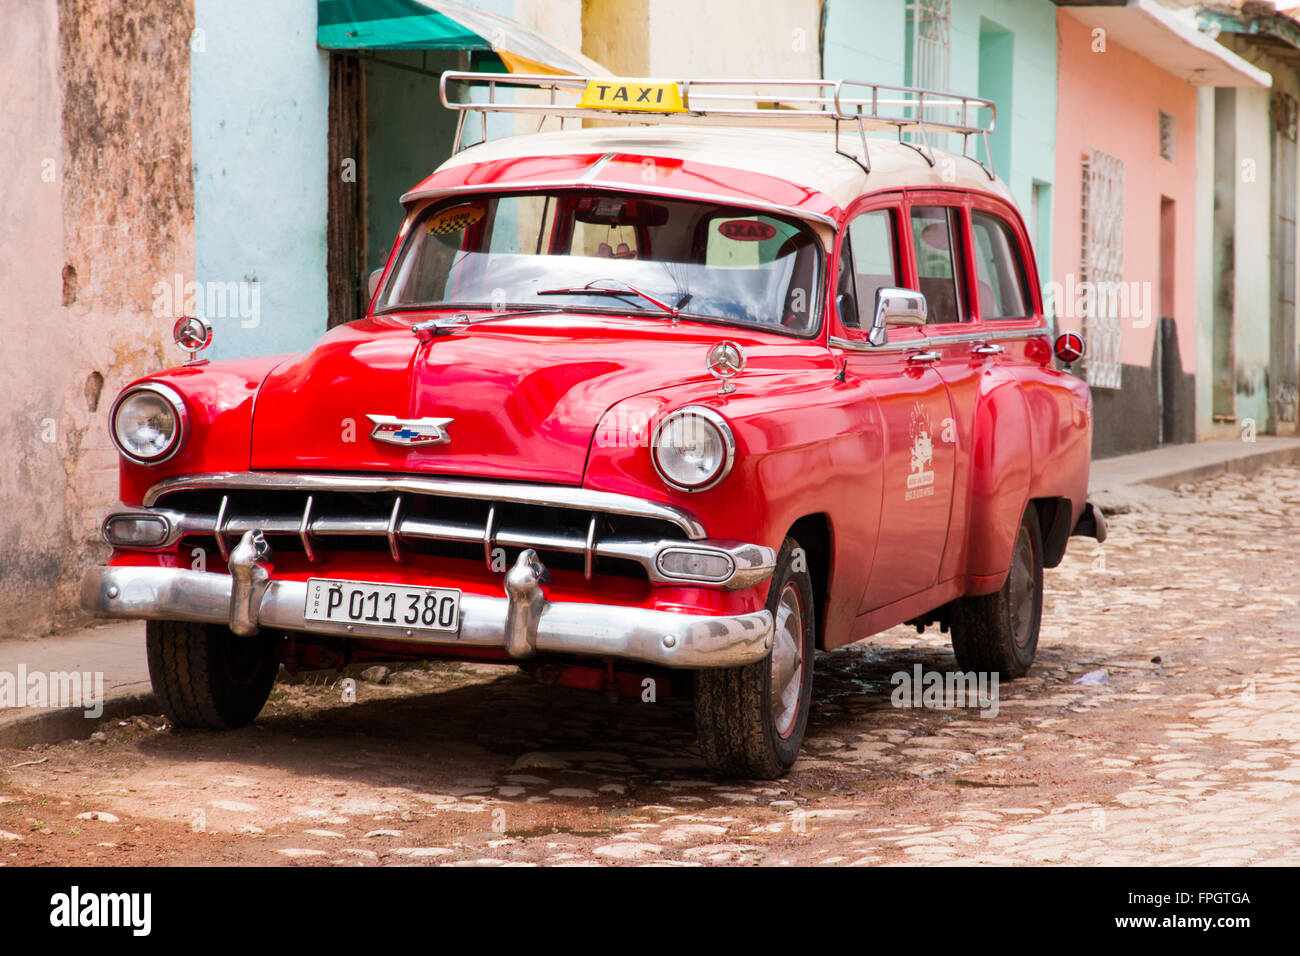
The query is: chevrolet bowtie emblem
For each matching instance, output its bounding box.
[366,414,453,447]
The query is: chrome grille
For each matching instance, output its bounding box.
[147,480,692,581]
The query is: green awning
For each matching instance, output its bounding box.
[318,0,609,75]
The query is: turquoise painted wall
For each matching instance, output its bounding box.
[192,0,517,359]
[192,0,330,361]
[824,1,907,87]
[823,0,1057,281]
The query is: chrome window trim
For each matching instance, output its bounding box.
[143,471,708,540]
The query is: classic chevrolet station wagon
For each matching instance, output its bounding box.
[83,75,1104,778]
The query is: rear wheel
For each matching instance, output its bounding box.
[949,506,1043,678]
[694,537,815,779]
[146,620,279,729]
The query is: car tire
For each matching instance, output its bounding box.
[694,536,815,779]
[949,505,1043,678]
[146,620,280,729]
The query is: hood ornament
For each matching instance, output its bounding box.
[173,315,212,364]
[366,414,454,447]
[706,341,746,395]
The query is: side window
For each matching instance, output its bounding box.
[971,210,1032,319]
[838,208,899,329]
[909,206,966,325]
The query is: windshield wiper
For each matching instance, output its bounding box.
[537,280,690,320]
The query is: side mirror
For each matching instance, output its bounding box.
[367,268,384,301]
[868,287,927,346]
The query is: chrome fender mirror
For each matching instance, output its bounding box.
[367,268,384,301]
[868,287,927,346]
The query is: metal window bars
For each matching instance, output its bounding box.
[438,72,998,179]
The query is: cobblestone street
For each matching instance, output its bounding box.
[2,466,1297,866]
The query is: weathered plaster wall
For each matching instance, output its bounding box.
[646,0,821,78]
[1194,85,1226,440]
[579,0,648,75]
[0,0,195,637]
[1231,84,1274,433]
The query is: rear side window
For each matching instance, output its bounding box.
[910,206,965,324]
[971,210,1032,319]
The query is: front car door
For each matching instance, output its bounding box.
[829,195,957,614]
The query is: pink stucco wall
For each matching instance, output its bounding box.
[1053,10,1199,372]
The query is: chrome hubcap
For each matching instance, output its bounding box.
[1009,526,1036,648]
[769,583,805,738]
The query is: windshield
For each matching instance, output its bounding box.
[378,191,824,336]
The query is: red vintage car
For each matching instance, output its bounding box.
[82,76,1104,778]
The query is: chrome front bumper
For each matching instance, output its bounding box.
[80,532,774,670]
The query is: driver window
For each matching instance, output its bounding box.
[842,208,899,329]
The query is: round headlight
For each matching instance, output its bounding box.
[110,384,187,464]
[651,406,735,492]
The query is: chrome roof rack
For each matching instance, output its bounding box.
[438,72,997,179]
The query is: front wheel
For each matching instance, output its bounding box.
[146,620,280,729]
[949,505,1043,678]
[694,537,815,779]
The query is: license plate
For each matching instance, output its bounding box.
[304,578,461,635]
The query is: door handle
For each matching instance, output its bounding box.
[972,342,1005,356]
[907,350,941,364]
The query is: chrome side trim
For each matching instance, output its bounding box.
[80,561,775,670]
[143,472,708,540]
[829,325,1049,354]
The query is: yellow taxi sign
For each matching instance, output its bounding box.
[578,79,686,113]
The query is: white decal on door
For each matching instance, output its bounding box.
[906,403,936,501]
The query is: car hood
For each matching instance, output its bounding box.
[249,310,809,484]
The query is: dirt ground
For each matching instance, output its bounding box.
[2,466,1298,866]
